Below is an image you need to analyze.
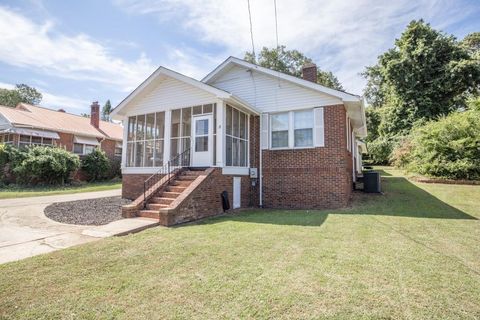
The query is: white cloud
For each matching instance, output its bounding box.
[114,0,478,93]
[0,81,89,112]
[0,6,156,92]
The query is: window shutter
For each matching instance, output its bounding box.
[314,108,325,147]
[261,113,269,149]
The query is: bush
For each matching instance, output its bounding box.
[0,144,26,183]
[364,137,395,165]
[81,149,110,181]
[14,146,80,185]
[390,136,413,168]
[399,110,480,180]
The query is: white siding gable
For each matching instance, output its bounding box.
[209,65,342,113]
[124,76,217,116]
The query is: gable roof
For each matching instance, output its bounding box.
[202,56,361,102]
[0,103,123,141]
[110,65,259,118]
[204,56,366,137]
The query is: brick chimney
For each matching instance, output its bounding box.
[302,62,317,83]
[90,101,100,128]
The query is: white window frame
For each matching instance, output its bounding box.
[18,134,56,148]
[73,143,96,155]
[269,109,315,150]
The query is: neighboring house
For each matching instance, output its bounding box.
[111,57,366,225]
[0,102,123,159]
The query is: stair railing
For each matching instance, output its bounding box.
[143,148,191,209]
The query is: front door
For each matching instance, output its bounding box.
[192,114,213,167]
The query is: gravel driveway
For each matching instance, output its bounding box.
[44,196,131,226]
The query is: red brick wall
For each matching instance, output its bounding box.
[122,173,154,199]
[260,105,352,209]
[57,132,74,151]
[167,168,252,224]
[100,139,117,159]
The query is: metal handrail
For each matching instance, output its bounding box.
[143,148,191,209]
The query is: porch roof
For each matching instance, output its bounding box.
[111,66,260,119]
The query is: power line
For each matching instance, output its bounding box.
[247,0,256,59]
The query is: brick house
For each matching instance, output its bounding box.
[0,102,123,161]
[111,57,366,225]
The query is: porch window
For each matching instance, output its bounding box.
[126,112,165,167]
[225,104,248,167]
[0,133,13,144]
[18,134,56,148]
[270,109,314,149]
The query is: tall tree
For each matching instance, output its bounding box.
[0,84,42,107]
[363,20,480,137]
[102,100,112,121]
[245,45,344,91]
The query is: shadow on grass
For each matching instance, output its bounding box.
[190,175,477,228]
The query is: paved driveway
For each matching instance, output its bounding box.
[0,190,158,264]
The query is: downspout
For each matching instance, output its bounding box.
[259,115,263,207]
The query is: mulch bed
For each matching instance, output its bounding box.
[44,196,131,226]
[409,176,480,185]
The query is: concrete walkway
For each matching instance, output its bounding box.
[0,189,159,264]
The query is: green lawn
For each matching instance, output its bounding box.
[1,167,479,319]
[0,180,121,199]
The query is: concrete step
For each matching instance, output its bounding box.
[161,191,182,199]
[137,210,160,219]
[147,203,169,210]
[183,170,205,176]
[150,197,174,205]
[170,180,192,187]
[166,186,186,193]
[177,175,197,181]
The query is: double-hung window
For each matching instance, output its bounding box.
[294,110,313,147]
[271,113,289,148]
[270,109,314,149]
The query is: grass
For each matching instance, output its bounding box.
[0,180,121,199]
[0,167,479,319]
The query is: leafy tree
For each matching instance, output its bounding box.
[461,32,480,57]
[245,45,344,90]
[0,84,42,107]
[364,20,480,137]
[102,99,112,121]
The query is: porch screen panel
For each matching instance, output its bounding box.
[126,112,165,167]
[170,104,215,159]
[225,104,249,167]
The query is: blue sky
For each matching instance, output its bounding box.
[0,0,479,115]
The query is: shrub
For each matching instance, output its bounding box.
[0,144,26,183]
[403,110,480,180]
[364,137,395,165]
[81,149,110,181]
[14,146,80,185]
[390,136,413,168]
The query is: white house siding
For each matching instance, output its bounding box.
[124,77,217,116]
[208,65,342,113]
